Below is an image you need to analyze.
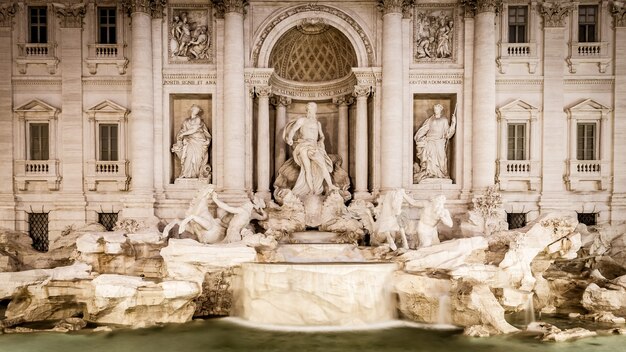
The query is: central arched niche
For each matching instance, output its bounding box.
[269,20,357,82]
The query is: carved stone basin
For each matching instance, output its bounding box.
[235,262,398,326]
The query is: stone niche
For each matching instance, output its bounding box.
[169,94,213,183]
[413,93,457,184]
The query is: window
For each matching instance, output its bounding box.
[577,212,597,226]
[98,7,117,44]
[577,123,597,160]
[28,7,47,44]
[98,212,118,231]
[578,5,597,43]
[507,123,526,160]
[99,124,119,161]
[28,212,49,252]
[507,213,526,230]
[508,6,527,43]
[29,123,49,160]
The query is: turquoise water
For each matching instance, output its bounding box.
[0,318,625,352]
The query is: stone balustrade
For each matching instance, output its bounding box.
[86,160,130,191]
[14,159,61,191]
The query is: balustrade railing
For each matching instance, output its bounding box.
[572,42,608,57]
[95,161,124,175]
[88,44,122,59]
[24,160,52,174]
[503,43,531,57]
[18,43,54,58]
[573,160,601,174]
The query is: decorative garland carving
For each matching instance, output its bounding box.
[212,0,248,18]
[0,2,17,28]
[540,2,573,28]
[377,0,414,16]
[53,2,86,29]
[613,1,626,27]
[252,4,374,67]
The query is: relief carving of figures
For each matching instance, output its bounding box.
[274,102,350,199]
[540,2,574,28]
[170,10,211,61]
[171,104,212,180]
[413,103,456,183]
[414,9,454,61]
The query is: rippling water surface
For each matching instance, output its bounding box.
[0,318,624,352]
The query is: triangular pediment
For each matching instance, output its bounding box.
[498,99,539,113]
[86,100,129,114]
[14,99,60,114]
[566,98,611,113]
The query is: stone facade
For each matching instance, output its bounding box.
[0,0,624,241]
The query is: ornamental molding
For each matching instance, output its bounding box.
[461,0,502,17]
[495,78,543,86]
[613,1,626,27]
[82,78,132,86]
[564,78,614,86]
[270,96,292,107]
[162,73,218,80]
[269,73,357,101]
[352,86,371,98]
[53,2,86,29]
[540,2,574,28]
[333,95,355,105]
[12,79,62,86]
[0,2,18,28]
[254,85,272,98]
[377,0,414,16]
[408,72,463,85]
[212,0,248,18]
[121,0,167,17]
[252,4,374,67]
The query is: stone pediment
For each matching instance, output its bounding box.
[86,100,129,120]
[497,99,539,120]
[14,99,60,114]
[565,99,611,119]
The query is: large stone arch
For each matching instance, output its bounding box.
[252,4,374,68]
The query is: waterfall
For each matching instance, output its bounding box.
[437,294,451,325]
[524,293,536,325]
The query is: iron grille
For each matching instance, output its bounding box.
[578,213,597,226]
[98,212,118,231]
[28,213,48,252]
[507,213,526,230]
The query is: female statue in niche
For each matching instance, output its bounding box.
[172,104,212,179]
[414,103,456,183]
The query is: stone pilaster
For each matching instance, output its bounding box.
[214,0,247,197]
[255,85,271,200]
[0,2,17,229]
[612,1,626,222]
[271,96,291,179]
[539,2,571,212]
[379,0,408,190]
[353,86,371,197]
[471,0,500,190]
[51,2,87,235]
[121,0,159,220]
[333,95,353,173]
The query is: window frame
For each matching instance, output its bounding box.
[576,122,598,161]
[97,123,119,162]
[28,6,48,44]
[507,5,528,44]
[97,6,117,45]
[507,122,528,161]
[578,5,598,43]
[28,122,50,161]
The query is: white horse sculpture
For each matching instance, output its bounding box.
[371,189,424,251]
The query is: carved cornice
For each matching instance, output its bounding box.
[0,2,18,28]
[613,1,626,27]
[53,2,86,29]
[540,2,574,28]
[121,0,167,17]
[212,0,248,18]
[461,0,502,17]
[378,0,414,16]
[270,96,292,108]
[254,85,272,98]
[352,86,372,98]
[333,95,355,106]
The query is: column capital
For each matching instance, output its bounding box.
[270,95,292,108]
[213,0,248,18]
[254,85,272,98]
[377,0,414,16]
[540,2,574,28]
[333,95,354,107]
[53,2,86,29]
[353,85,372,99]
[613,1,626,27]
[121,0,167,17]
[461,0,502,17]
[0,2,18,28]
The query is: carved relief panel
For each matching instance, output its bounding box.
[413,5,457,63]
[168,5,213,64]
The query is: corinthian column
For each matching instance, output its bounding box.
[611,1,626,221]
[353,86,371,198]
[333,95,352,171]
[271,96,291,179]
[122,0,159,219]
[0,3,17,229]
[214,0,247,196]
[379,0,406,190]
[255,85,271,200]
[470,0,500,190]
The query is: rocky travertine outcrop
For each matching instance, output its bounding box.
[582,275,626,318]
